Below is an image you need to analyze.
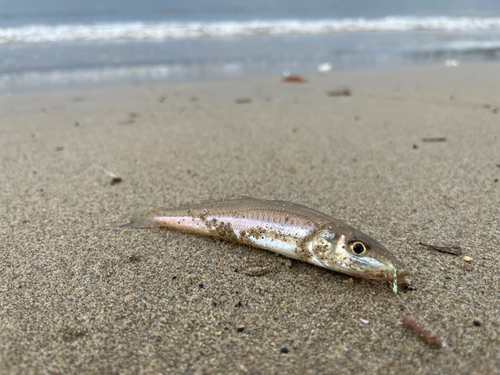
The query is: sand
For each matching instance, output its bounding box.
[1,64,499,374]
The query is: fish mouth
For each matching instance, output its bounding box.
[385,268,409,283]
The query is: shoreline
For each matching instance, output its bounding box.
[3,26,500,96]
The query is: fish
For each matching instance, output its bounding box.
[122,197,406,282]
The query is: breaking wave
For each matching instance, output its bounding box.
[3,16,500,44]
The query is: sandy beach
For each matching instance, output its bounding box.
[1,64,499,374]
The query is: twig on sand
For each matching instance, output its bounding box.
[418,242,462,255]
[421,137,447,142]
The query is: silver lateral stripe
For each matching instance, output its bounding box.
[244,234,299,258]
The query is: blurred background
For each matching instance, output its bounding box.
[2,0,500,94]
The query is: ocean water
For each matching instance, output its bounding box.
[1,0,500,93]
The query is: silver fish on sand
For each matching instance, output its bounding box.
[122,197,406,282]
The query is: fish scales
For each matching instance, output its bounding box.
[123,197,406,281]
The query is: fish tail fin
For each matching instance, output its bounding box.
[120,205,161,228]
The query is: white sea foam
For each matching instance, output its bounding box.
[2,17,500,44]
[0,63,247,93]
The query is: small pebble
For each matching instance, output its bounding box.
[360,318,369,324]
[421,137,447,143]
[237,327,244,332]
[280,348,289,354]
[473,320,482,327]
[235,98,252,104]
[110,176,122,185]
[463,256,472,262]
[282,75,306,83]
[412,144,418,149]
[327,88,351,97]
[198,283,204,288]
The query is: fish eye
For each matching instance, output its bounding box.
[353,242,365,254]
[348,239,369,255]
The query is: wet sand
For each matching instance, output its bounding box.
[1,64,499,374]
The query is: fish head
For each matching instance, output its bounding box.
[317,227,407,282]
